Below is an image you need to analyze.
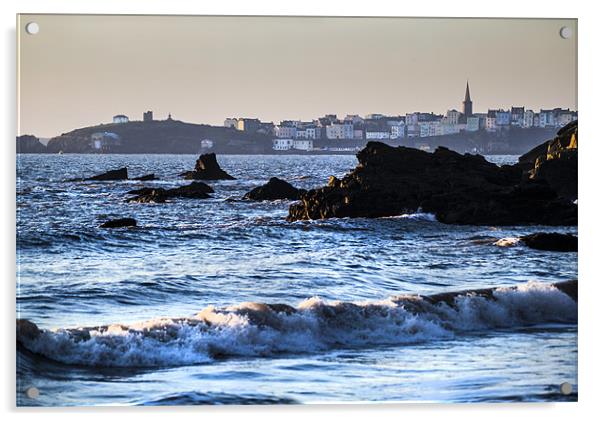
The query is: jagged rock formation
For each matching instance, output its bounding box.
[243,177,305,201]
[180,153,235,180]
[126,182,214,203]
[287,122,578,226]
[519,120,577,201]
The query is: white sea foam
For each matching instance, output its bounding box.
[18,281,576,368]
[494,237,521,247]
[393,212,437,221]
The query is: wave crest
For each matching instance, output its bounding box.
[17,281,576,368]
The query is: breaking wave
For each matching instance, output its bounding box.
[17,281,576,368]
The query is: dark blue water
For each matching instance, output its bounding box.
[16,154,578,406]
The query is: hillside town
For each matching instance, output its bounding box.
[223,82,577,152]
[18,82,578,156]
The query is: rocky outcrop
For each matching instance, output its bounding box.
[16,135,47,153]
[75,167,129,181]
[127,182,213,203]
[287,133,577,225]
[243,177,305,201]
[521,232,577,252]
[180,153,235,180]
[100,218,137,228]
[127,189,168,203]
[519,120,577,201]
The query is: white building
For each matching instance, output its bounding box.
[273,138,294,151]
[296,126,321,139]
[466,116,480,132]
[276,125,297,138]
[325,121,354,139]
[112,114,129,124]
[91,132,121,150]
[557,111,577,127]
[365,130,390,140]
[224,118,238,128]
[293,139,313,151]
[389,122,406,139]
[538,109,556,128]
[522,110,535,128]
[444,109,461,125]
[419,121,441,137]
[200,139,214,149]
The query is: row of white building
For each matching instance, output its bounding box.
[226,108,576,150]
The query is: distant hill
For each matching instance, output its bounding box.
[17,135,47,153]
[42,119,273,154]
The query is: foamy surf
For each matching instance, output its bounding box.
[17,280,576,368]
[388,212,437,221]
[494,237,521,247]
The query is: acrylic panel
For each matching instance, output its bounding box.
[16,15,578,406]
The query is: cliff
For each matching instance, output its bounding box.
[16,135,47,153]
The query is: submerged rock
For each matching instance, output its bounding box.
[521,232,577,252]
[243,177,305,201]
[180,153,235,180]
[89,167,128,181]
[168,181,214,198]
[127,182,213,203]
[100,218,137,228]
[75,167,128,181]
[287,139,577,226]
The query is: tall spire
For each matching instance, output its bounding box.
[463,80,473,117]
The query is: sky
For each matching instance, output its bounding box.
[18,15,577,138]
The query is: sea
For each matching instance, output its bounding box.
[16,153,578,406]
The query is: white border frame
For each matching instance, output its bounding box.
[3,1,600,420]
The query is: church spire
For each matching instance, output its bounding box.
[463,80,473,117]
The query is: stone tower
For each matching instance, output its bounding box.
[463,81,473,117]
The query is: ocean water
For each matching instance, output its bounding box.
[16,154,578,406]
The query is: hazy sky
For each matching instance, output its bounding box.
[18,15,577,138]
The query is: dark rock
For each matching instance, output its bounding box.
[100,217,137,228]
[168,182,214,198]
[521,232,578,252]
[133,173,158,181]
[127,182,213,203]
[84,167,128,181]
[127,188,168,203]
[243,177,305,201]
[17,319,41,342]
[180,153,235,180]
[519,120,577,200]
[126,187,157,196]
[17,135,47,153]
[287,138,577,226]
